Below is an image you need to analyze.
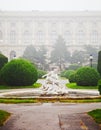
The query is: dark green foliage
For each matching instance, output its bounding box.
[37,69,47,79]
[88,109,101,124]
[64,70,75,79]
[0,110,10,126]
[98,80,101,95]
[68,72,76,83]
[0,59,38,86]
[0,54,8,70]
[0,54,8,85]
[75,67,100,86]
[68,64,81,70]
[97,51,101,76]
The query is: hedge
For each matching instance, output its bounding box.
[0,58,38,86]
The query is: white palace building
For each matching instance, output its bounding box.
[0,10,101,60]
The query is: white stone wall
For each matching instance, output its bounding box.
[0,11,101,59]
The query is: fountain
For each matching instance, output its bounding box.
[0,69,99,98]
[40,69,68,95]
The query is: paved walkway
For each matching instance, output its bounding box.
[0,103,101,130]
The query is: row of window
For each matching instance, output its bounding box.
[0,30,99,44]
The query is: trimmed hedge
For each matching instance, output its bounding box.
[0,59,38,86]
[0,54,8,85]
[68,72,76,83]
[75,67,100,86]
[0,54,8,70]
[64,70,75,79]
[98,80,101,95]
[97,51,101,76]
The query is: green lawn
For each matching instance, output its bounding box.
[88,109,101,124]
[0,83,41,89]
[0,110,11,126]
[66,83,98,89]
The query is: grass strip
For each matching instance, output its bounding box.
[88,109,101,124]
[0,110,11,126]
[0,97,101,103]
[66,83,98,89]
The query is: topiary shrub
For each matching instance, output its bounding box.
[98,80,101,95]
[0,54,8,70]
[64,70,75,79]
[0,54,8,85]
[37,69,46,79]
[75,67,100,86]
[68,72,76,83]
[97,51,101,77]
[0,58,38,86]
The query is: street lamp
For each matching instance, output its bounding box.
[89,54,93,67]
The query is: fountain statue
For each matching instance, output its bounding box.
[41,69,68,95]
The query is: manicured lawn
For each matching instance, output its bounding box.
[0,83,41,89]
[88,109,101,124]
[66,83,98,89]
[0,110,11,126]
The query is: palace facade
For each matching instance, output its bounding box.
[0,11,101,59]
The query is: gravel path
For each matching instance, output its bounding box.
[0,103,101,130]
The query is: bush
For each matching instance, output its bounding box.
[98,80,101,95]
[64,70,75,79]
[68,72,76,83]
[0,58,38,86]
[0,54,8,70]
[97,51,101,76]
[75,67,100,86]
[0,54,8,85]
[37,69,46,79]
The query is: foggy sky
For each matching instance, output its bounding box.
[0,0,101,11]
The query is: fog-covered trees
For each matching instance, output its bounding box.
[50,36,70,69]
[23,45,47,69]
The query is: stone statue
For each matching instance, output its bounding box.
[41,69,68,95]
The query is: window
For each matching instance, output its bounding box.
[37,31,45,43]
[64,31,72,44]
[50,31,58,43]
[91,30,98,44]
[10,30,16,43]
[23,30,32,44]
[76,30,85,44]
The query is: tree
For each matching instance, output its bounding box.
[84,45,98,62]
[97,51,101,76]
[50,36,70,70]
[23,45,38,63]
[22,45,47,69]
[36,46,47,70]
[71,50,86,65]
